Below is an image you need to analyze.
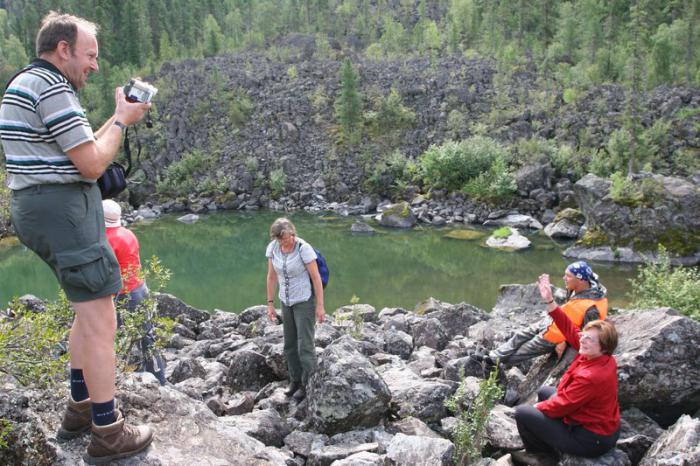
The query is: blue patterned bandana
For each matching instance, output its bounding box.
[566,261,596,284]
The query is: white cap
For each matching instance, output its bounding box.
[102,199,122,228]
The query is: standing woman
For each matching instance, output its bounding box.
[513,273,620,465]
[266,218,325,401]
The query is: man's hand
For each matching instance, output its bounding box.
[114,87,151,126]
[315,306,325,324]
[538,274,554,303]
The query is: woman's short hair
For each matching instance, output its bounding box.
[36,11,98,56]
[583,319,618,355]
[270,218,296,240]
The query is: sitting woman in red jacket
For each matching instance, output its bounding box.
[513,273,620,464]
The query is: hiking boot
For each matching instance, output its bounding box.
[511,449,559,466]
[83,410,153,465]
[57,397,91,440]
[292,387,306,402]
[284,380,302,397]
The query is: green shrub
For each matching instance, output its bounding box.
[156,149,216,196]
[609,172,663,208]
[418,136,510,192]
[363,150,416,198]
[0,294,72,387]
[227,87,254,127]
[0,418,11,449]
[269,168,287,199]
[115,256,175,373]
[447,110,467,138]
[630,247,700,320]
[445,366,503,465]
[364,88,415,138]
[461,157,516,202]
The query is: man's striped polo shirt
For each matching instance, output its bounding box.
[0,59,95,190]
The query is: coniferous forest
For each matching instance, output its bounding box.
[1,0,698,120]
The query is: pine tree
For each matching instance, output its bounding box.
[334,58,362,138]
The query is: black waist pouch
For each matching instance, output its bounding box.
[97,162,128,199]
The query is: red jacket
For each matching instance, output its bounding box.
[537,306,620,436]
[105,226,144,294]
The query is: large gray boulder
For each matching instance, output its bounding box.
[573,173,700,258]
[20,373,277,465]
[430,303,490,339]
[378,202,417,229]
[385,433,454,466]
[220,408,291,447]
[483,213,543,230]
[412,317,449,350]
[155,292,211,325]
[380,366,457,423]
[639,415,700,466]
[559,449,631,466]
[611,308,700,426]
[485,405,523,451]
[307,336,391,435]
[515,161,553,196]
[227,349,278,392]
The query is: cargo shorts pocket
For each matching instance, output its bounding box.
[55,243,115,293]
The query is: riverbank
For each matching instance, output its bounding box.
[2,286,699,465]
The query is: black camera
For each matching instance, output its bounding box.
[123,79,158,103]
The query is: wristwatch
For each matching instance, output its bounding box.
[113,120,127,130]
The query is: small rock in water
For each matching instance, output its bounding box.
[178,213,200,224]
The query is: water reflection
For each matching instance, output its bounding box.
[0,211,638,312]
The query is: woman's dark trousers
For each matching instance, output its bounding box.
[514,386,619,458]
[282,297,317,385]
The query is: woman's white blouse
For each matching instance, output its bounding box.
[266,237,317,306]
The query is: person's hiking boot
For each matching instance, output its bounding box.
[284,381,302,397]
[292,387,306,402]
[83,410,153,465]
[511,449,559,466]
[57,397,92,440]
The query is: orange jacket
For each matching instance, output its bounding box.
[542,297,608,344]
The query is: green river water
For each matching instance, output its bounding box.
[0,211,638,312]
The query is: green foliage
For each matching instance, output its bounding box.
[0,418,11,450]
[115,256,175,371]
[418,137,512,197]
[286,65,298,80]
[156,149,216,196]
[462,157,516,203]
[445,366,504,465]
[609,172,663,208]
[269,167,286,199]
[630,246,700,320]
[363,150,416,198]
[447,109,467,139]
[0,293,72,387]
[334,59,362,140]
[364,89,416,138]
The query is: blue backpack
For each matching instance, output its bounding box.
[299,242,329,288]
[314,248,330,288]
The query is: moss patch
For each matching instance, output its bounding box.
[493,226,512,239]
[384,201,411,218]
[576,227,609,247]
[0,236,19,250]
[633,228,700,256]
[444,230,486,241]
[553,208,584,224]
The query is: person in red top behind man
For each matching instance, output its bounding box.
[512,273,620,465]
[103,199,165,385]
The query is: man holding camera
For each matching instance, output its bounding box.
[0,11,153,464]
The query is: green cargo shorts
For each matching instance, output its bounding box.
[11,182,122,302]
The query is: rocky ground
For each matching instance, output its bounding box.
[2,285,699,465]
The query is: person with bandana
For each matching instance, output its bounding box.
[485,261,609,367]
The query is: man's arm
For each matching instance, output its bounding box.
[67,87,149,179]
